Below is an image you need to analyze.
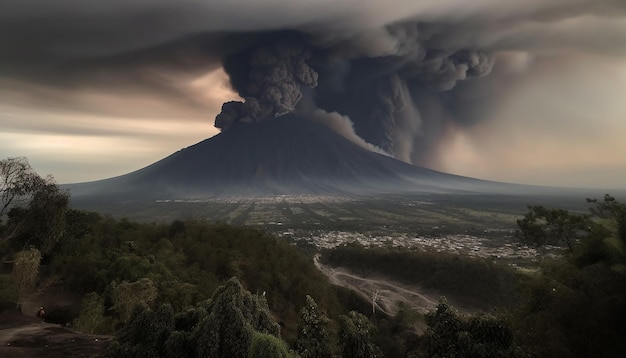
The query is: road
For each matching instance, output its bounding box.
[314,254,441,317]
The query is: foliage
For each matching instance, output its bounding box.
[0,157,42,217]
[11,248,41,307]
[516,205,592,252]
[106,304,176,358]
[296,295,334,358]
[48,217,345,339]
[587,194,626,221]
[423,300,523,358]
[0,157,69,255]
[510,195,626,357]
[73,292,116,334]
[338,310,381,358]
[587,194,626,265]
[249,332,297,358]
[16,180,69,253]
[104,277,288,358]
[371,302,422,357]
[194,277,277,358]
[511,256,626,357]
[0,273,17,303]
[110,278,158,323]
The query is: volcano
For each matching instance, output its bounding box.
[69,114,506,201]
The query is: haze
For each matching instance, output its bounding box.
[1,0,625,189]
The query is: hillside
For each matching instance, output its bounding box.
[68,115,513,201]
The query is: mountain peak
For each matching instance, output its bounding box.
[69,114,493,200]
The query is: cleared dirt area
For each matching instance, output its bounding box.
[314,256,450,316]
[317,260,438,316]
[0,301,112,357]
[314,255,476,323]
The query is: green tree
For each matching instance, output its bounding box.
[0,157,42,217]
[194,277,281,358]
[106,277,288,358]
[587,194,626,257]
[248,332,296,358]
[110,278,158,323]
[12,181,69,253]
[106,304,176,358]
[338,311,381,358]
[423,300,522,358]
[296,295,334,358]
[11,248,41,309]
[511,196,626,357]
[1,157,69,254]
[73,292,115,334]
[516,205,591,252]
[587,194,626,220]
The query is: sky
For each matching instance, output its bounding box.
[1,0,626,189]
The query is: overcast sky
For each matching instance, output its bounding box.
[1,0,626,189]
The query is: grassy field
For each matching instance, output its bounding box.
[73,192,597,238]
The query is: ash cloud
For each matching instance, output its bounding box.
[2,0,626,168]
[215,41,318,130]
[211,22,496,161]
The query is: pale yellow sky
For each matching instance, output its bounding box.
[433,52,626,188]
[0,70,232,183]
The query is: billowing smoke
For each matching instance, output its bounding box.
[215,42,318,130]
[212,21,494,164]
[306,109,389,156]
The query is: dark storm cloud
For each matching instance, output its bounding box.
[2,0,626,167]
[3,1,620,88]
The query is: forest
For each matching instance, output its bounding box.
[1,157,626,357]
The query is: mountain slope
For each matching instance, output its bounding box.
[69,115,504,200]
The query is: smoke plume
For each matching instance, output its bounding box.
[307,109,389,156]
[215,42,318,129]
[211,20,496,163]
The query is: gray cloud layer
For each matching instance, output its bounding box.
[2,0,626,168]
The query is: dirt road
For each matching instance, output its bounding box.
[0,307,112,358]
[314,254,443,317]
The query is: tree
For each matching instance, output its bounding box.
[588,194,626,244]
[1,157,69,254]
[194,277,281,358]
[0,157,43,217]
[587,194,626,220]
[110,278,158,323]
[73,292,116,334]
[296,295,334,358]
[423,300,522,358]
[248,332,296,358]
[11,248,42,309]
[577,195,626,269]
[107,304,176,358]
[104,277,288,358]
[338,311,381,358]
[516,205,591,252]
[510,196,626,356]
